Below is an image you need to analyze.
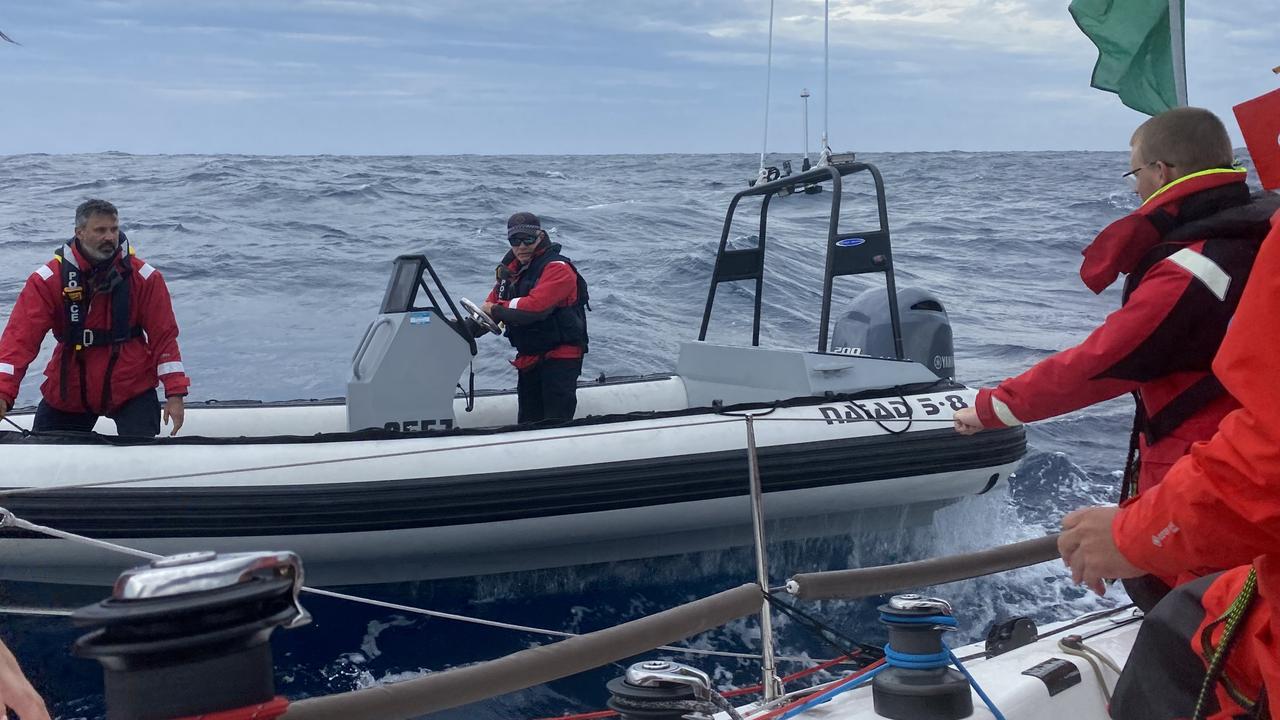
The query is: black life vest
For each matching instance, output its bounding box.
[498,243,589,356]
[1117,187,1279,498]
[55,235,144,413]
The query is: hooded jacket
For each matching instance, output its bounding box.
[1111,206,1280,717]
[973,170,1276,496]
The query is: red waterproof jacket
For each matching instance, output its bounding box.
[974,170,1270,494]
[0,240,190,414]
[1113,207,1280,717]
[485,244,584,372]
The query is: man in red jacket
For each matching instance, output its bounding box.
[1059,205,1280,719]
[0,199,189,437]
[954,108,1275,499]
[480,211,588,424]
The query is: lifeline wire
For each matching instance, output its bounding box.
[0,507,832,664]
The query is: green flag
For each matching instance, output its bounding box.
[1069,0,1185,116]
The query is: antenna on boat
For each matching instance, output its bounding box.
[818,0,832,166]
[756,0,776,186]
[801,88,812,171]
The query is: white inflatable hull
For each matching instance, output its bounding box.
[0,385,1024,587]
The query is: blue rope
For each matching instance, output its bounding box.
[947,647,1006,720]
[773,609,1003,717]
[777,612,1007,720]
[877,613,958,627]
[777,663,887,720]
[883,645,950,669]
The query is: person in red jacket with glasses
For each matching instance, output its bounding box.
[954,108,1278,606]
[0,199,189,436]
[1060,205,1280,720]
[480,211,589,424]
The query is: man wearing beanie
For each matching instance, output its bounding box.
[481,211,589,423]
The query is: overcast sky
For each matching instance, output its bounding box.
[0,1,1275,155]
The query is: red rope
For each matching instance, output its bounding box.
[530,653,867,720]
[749,659,885,720]
[723,652,864,698]
[171,697,290,720]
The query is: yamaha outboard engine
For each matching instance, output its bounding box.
[831,287,955,379]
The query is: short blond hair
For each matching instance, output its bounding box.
[1131,107,1234,177]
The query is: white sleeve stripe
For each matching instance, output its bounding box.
[34,265,53,280]
[1167,249,1230,302]
[991,397,1024,427]
[157,362,185,376]
[139,263,156,279]
[0,363,14,375]
[509,298,521,310]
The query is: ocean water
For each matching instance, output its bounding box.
[0,151,1260,718]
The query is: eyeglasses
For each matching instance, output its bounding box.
[1123,161,1174,188]
[508,234,539,247]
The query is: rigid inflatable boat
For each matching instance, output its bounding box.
[0,161,1025,588]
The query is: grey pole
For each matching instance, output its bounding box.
[801,88,811,165]
[1168,0,1188,105]
[745,416,781,702]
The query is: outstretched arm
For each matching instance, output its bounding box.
[0,638,50,720]
[961,259,1209,432]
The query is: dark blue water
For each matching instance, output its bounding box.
[0,151,1261,718]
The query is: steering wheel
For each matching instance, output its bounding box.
[460,297,502,335]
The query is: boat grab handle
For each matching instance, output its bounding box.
[351,318,393,380]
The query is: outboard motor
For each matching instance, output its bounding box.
[347,255,476,432]
[831,287,955,379]
[72,551,308,720]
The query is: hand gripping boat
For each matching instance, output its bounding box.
[0,162,1024,590]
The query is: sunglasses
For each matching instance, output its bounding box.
[508,234,539,247]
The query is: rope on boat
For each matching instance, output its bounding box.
[0,507,818,664]
[1058,634,1122,704]
[4,504,1089,720]
[0,412,962,500]
[281,584,765,720]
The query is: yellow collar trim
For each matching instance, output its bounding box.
[1143,167,1248,207]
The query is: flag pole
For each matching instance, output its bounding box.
[1168,0,1188,105]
